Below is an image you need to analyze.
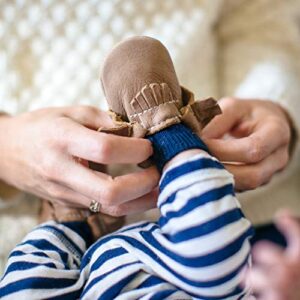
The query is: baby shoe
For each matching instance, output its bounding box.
[99,36,221,138]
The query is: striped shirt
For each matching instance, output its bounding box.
[0,153,253,299]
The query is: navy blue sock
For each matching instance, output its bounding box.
[147,124,209,172]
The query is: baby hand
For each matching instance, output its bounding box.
[243,210,300,300]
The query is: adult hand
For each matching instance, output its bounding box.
[202,98,291,191]
[0,106,159,215]
[243,210,300,300]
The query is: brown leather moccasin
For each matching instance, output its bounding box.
[99,36,222,138]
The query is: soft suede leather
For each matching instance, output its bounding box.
[99,36,221,137]
[99,85,221,138]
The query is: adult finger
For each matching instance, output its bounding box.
[275,210,300,260]
[46,186,92,208]
[202,98,247,139]
[60,161,159,208]
[64,105,114,129]
[224,146,288,191]
[101,188,159,216]
[204,120,289,164]
[60,118,153,164]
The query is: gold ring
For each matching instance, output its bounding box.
[89,200,101,213]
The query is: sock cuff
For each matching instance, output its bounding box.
[147,124,209,172]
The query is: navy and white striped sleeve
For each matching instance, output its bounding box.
[141,152,254,299]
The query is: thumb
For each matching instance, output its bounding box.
[202,98,246,139]
[65,105,114,130]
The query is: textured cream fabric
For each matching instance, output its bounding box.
[0,0,300,273]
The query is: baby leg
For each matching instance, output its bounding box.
[0,221,92,299]
[78,124,254,299]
